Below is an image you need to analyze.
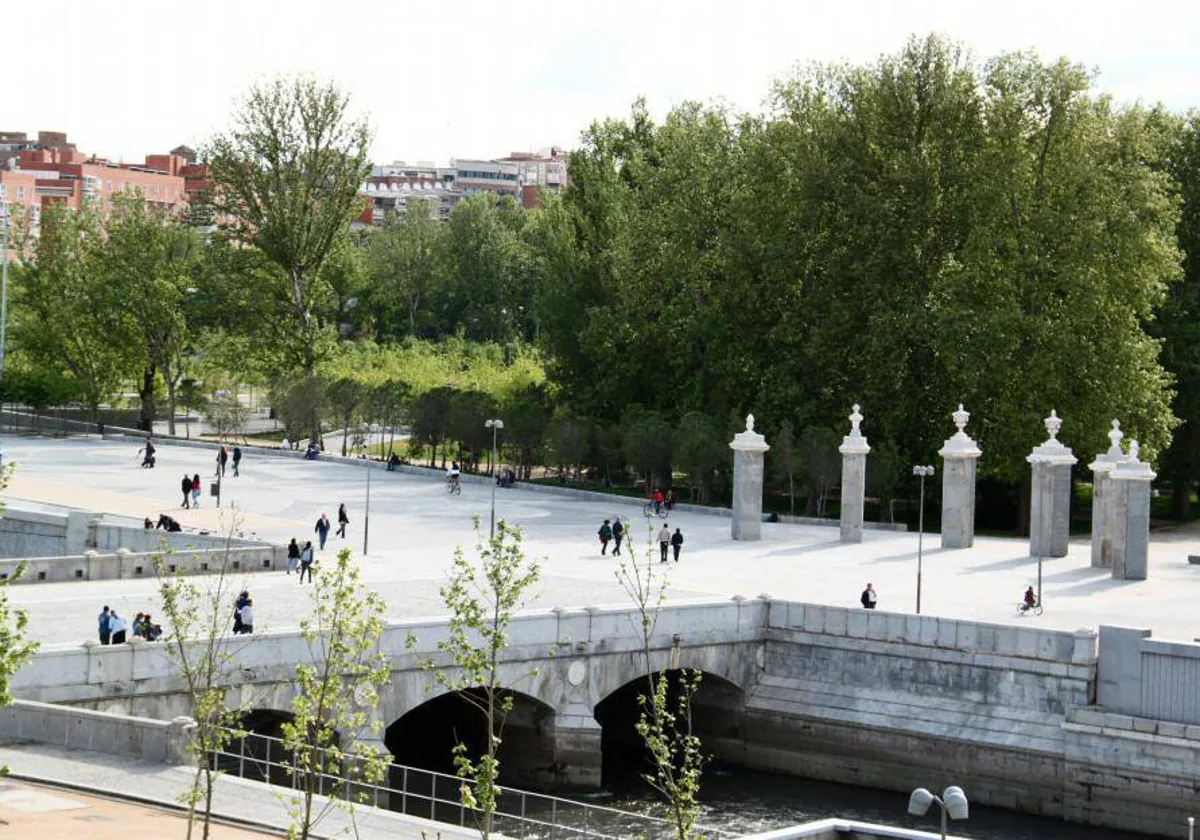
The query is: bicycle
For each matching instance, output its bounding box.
[1016,600,1043,617]
[643,501,667,518]
[446,477,462,495]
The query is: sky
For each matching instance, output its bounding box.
[5,0,1199,165]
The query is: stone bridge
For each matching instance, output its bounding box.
[12,598,764,788]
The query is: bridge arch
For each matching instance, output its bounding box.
[593,669,747,787]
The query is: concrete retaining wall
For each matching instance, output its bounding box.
[0,544,284,584]
[0,698,192,764]
[1098,625,1200,726]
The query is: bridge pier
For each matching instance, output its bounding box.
[543,712,602,790]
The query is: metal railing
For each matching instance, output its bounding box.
[210,728,735,839]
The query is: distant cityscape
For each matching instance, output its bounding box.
[0,129,570,246]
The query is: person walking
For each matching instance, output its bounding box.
[98,606,112,645]
[598,519,613,555]
[232,446,242,477]
[299,541,315,583]
[315,513,331,550]
[860,583,878,610]
[337,504,349,539]
[191,474,202,508]
[233,590,249,634]
[216,446,228,477]
[109,610,128,644]
[657,523,671,563]
[180,473,192,509]
[286,538,300,575]
[612,517,624,556]
[671,527,684,563]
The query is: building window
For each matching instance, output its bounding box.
[16,185,25,200]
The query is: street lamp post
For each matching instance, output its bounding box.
[485,418,504,539]
[908,785,968,840]
[912,465,935,614]
[363,423,372,557]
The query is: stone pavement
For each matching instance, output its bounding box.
[0,742,477,839]
[0,774,270,839]
[3,435,1199,647]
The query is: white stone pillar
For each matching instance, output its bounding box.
[1088,420,1126,568]
[729,414,770,541]
[1026,410,1077,558]
[1110,440,1155,581]
[938,404,982,550]
[838,404,870,544]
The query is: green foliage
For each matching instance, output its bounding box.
[799,427,841,517]
[673,412,725,503]
[0,463,38,777]
[281,548,391,840]
[153,532,246,840]
[621,405,674,489]
[423,519,540,840]
[771,420,801,516]
[614,520,705,840]
[208,75,372,438]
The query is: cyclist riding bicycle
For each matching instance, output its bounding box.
[1019,586,1037,613]
[651,488,665,514]
[448,461,461,491]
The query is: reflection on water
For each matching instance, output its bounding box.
[583,766,1159,840]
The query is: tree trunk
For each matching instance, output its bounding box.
[788,474,795,516]
[1171,477,1192,519]
[138,365,157,432]
[1016,477,1032,537]
[164,367,178,437]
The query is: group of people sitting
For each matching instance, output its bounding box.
[132,612,163,641]
[146,513,183,532]
[497,468,516,488]
[232,590,255,634]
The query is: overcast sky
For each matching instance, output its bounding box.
[6,0,1198,164]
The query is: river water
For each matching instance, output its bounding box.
[588,766,1158,840]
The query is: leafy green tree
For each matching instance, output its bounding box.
[11,204,139,423]
[0,464,38,775]
[673,412,724,503]
[98,194,200,433]
[614,519,705,840]
[866,440,907,523]
[621,405,674,490]
[282,548,391,840]
[365,202,446,339]
[153,530,247,840]
[771,420,802,515]
[547,408,591,480]
[448,389,498,471]
[325,377,369,456]
[208,76,372,442]
[369,379,411,456]
[799,426,841,517]
[409,386,456,467]
[424,519,540,840]
[501,382,552,479]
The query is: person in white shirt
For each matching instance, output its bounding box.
[657,524,671,564]
[109,611,129,644]
[238,600,254,634]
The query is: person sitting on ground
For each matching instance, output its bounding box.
[157,513,183,532]
[1020,586,1037,612]
[142,613,162,641]
[143,517,154,529]
[132,613,147,638]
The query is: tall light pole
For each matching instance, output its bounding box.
[0,218,11,385]
[912,465,935,614]
[362,423,372,557]
[908,786,968,840]
[485,418,504,539]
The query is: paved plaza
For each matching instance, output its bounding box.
[2,435,1198,647]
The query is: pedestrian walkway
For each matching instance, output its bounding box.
[0,742,478,839]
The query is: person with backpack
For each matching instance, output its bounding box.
[299,542,315,583]
[612,517,625,556]
[657,523,671,563]
[671,527,684,563]
[598,519,613,555]
[233,591,249,634]
[232,446,243,477]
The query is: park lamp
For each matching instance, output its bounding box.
[908,786,968,839]
[485,418,504,539]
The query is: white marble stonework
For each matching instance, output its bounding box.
[1110,440,1155,581]
[729,414,770,541]
[838,404,871,544]
[938,404,982,550]
[1088,420,1126,569]
[1026,410,1077,558]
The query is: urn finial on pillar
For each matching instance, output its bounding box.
[839,404,871,543]
[730,414,770,541]
[938,403,982,549]
[1027,409,1077,558]
[1089,418,1127,569]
